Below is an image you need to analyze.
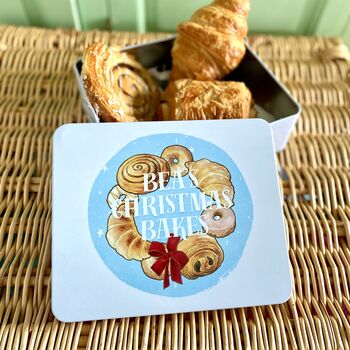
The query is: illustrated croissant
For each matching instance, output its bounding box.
[106,204,150,261]
[170,0,250,81]
[186,159,234,207]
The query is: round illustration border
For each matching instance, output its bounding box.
[88,133,254,297]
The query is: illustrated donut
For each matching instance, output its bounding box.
[117,154,170,194]
[201,205,236,238]
[161,145,193,177]
[141,256,166,280]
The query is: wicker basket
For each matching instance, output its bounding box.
[0,25,349,349]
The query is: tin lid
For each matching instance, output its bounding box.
[52,119,291,322]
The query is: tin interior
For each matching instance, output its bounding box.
[122,36,301,122]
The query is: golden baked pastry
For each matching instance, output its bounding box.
[160,79,252,120]
[82,42,160,122]
[106,204,150,261]
[117,154,170,194]
[177,233,224,279]
[170,0,250,80]
[186,159,234,207]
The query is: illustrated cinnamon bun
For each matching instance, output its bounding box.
[117,154,170,194]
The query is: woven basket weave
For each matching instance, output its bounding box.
[0,25,349,349]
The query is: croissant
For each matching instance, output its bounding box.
[160,79,252,120]
[170,0,250,81]
[106,204,150,260]
[186,159,234,207]
[177,233,224,279]
[82,42,160,122]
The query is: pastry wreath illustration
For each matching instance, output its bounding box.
[105,145,236,288]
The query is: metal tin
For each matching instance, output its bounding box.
[73,36,301,151]
[52,119,291,321]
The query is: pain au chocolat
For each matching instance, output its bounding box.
[159,79,252,121]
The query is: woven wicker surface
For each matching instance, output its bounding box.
[0,25,349,349]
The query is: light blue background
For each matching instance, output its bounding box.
[88,133,253,297]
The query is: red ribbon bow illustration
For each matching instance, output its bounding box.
[149,234,189,289]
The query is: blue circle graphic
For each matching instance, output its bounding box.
[88,133,253,297]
